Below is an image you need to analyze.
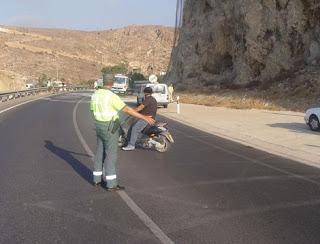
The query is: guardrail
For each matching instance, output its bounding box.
[0,86,89,102]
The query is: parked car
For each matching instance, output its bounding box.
[137,83,169,108]
[25,83,35,89]
[304,107,320,131]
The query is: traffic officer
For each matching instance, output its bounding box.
[90,79,155,191]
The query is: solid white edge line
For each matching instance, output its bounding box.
[73,97,174,244]
[0,97,45,115]
[117,190,174,244]
[0,92,75,115]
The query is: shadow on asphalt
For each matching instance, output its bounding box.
[305,144,320,148]
[267,122,316,134]
[44,140,92,184]
[263,111,303,117]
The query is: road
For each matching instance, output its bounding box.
[1,92,320,244]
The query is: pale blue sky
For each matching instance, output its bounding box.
[0,0,176,30]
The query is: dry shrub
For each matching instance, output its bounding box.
[178,91,280,110]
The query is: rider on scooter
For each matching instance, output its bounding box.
[122,87,158,151]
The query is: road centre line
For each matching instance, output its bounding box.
[73,97,174,244]
[172,127,320,187]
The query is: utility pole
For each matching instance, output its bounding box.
[152,36,158,75]
[152,45,155,73]
[56,60,59,81]
[12,56,16,91]
[152,29,162,75]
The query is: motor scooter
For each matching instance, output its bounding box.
[119,116,174,153]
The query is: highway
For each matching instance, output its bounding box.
[1,92,320,244]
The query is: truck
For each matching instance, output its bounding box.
[111,74,130,95]
[133,80,149,94]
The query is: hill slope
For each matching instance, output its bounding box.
[0,25,174,91]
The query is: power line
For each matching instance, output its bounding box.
[165,0,184,80]
[173,0,184,48]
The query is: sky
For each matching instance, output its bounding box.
[0,0,177,30]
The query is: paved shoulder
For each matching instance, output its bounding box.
[159,103,319,168]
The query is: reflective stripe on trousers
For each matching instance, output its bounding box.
[106,175,117,180]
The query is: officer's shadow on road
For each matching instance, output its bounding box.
[44,140,92,184]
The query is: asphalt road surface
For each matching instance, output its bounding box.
[1,92,320,244]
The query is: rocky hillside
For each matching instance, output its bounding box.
[0,25,174,91]
[167,0,320,90]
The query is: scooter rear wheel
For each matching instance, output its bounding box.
[118,135,128,147]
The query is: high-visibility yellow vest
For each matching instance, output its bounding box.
[90,89,125,122]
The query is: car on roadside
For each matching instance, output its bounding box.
[25,83,35,89]
[304,107,320,131]
[137,83,169,108]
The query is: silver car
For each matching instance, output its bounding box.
[304,107,320,131]
[136,83,169,108]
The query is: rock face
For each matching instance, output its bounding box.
[167,0,320,87]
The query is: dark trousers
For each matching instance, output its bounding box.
[93,121,119,188]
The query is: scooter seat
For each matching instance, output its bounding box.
[156,122,167,127]
[143,125,163,135]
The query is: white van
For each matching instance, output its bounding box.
[137,83,169,108]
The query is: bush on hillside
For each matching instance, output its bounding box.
[130,72,146,81]
[101,63,128,75]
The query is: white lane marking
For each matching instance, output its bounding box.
[73,97,174,244]
[0,92,84,115]
[40,97,90,103]
[72,98,95,161]
[0,97,45,115]
[117,190,175,243]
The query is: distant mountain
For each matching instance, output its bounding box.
[0,25,174,91]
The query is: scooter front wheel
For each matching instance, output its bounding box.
[155,135,170,153]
